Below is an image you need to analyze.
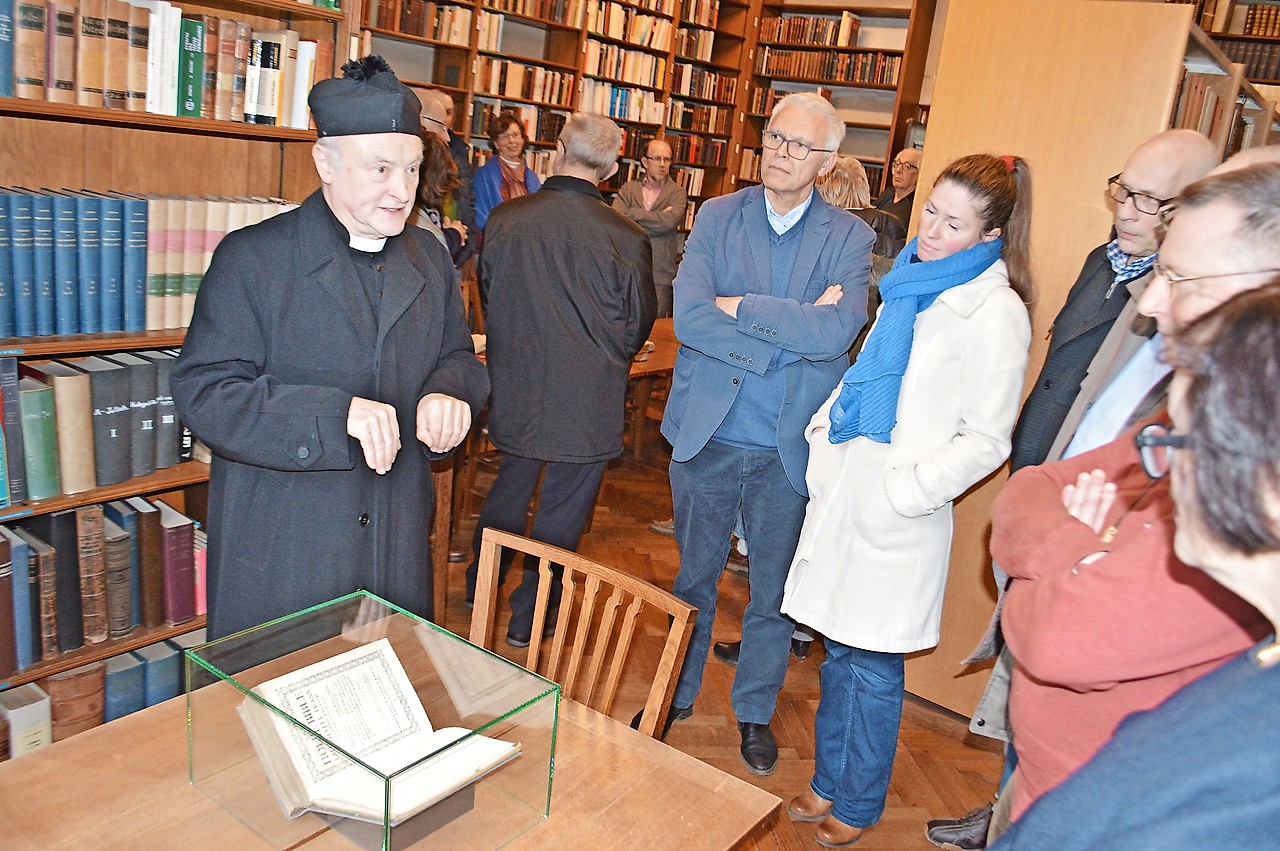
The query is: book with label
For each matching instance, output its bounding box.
[124,1,148,111]
[13,0,47,100]
[16,377,60,501]
[112,192,148,332]
[12,528,56,658]
[124,495,163,628]
[75,0,107,107]
[152,498,193,625]
[95,192,126,333]
[0,0,14,98]
[0,535,16,680]
[19,509,81,652]
[176,16,204,118]
[102,500,141,628]
[0,683,51,757]
[103,352,157,479]
[62,355,131,487]
[50,191,80,336]
[73,192,103,335]
[134,350,179,468]
[40,660,105,740]
[73,504,108,645]
[0,358,27,505]
[103,0,131,109]
[244,31,283,125]
[46,0,77,104]
[132,639,178,705]
[19,360,94,495]
[8,190,35,338]
[102,517,132,639]
[0,192,11,338]
[27,191,54,337]
[0,526,36,670]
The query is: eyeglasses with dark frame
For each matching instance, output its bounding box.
[1135,423,1191,479]
[1106,174,1175,216]
[643,154,673,163]
[891,159,919,173]
[1151,261,1280,290]
[761,129,834,161]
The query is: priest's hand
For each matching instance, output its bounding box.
[417,393,472,453]
[347,396,402,475]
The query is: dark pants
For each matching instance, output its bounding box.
[465,452,606,637]
[670,439,807,723]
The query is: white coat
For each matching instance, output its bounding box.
[781,260,1031,653]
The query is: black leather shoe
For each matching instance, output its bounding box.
[713,639,741,666]
[630,704,692,739]
[506,620,557,648]
[791,637,812,660]
[925,803,992,849]
[738,722,777,775]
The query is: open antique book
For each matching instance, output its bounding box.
[237,637,521,826]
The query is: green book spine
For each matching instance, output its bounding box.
[177,18,205,118]
[17,378,60,501]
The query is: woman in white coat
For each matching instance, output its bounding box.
[781,154,1035,847]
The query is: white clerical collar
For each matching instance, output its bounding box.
[765,189,813,235]
[349,234,386,252]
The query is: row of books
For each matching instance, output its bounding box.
[469,145,557,182]
[1214,36,1280,82]
[1,191,293,338]
[678,0,717,30]
[755,48,902,87]
[1,1,328,129]
[670,165,706,196]
[0,350,190,510]
[483,0,587,27]
[1224,106,1261,159]
[470,98,568,143]
[671,61,737,104]
[0,626,205,754]
[401,1,471,46]
[760,12,861,48]
[584,40,667,90]
[665,131,727,167]
[674,26,714,63]
[586,1,674,52]
[1174,71,1229,142]
[1244,3,1280,38]
[666,99,731,135]
[580,77,665,123]
[475,56,575,106]
[0,494,204,685]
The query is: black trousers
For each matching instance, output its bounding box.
[466,452,607,636]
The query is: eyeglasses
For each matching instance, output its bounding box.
[891,160,919,173]
[1135,423,1190,479]
[1152,261,1280,289]
[1107,174,1174,216]
[643,154,672,163]
[495,130,525,141]
[761,129,833,160]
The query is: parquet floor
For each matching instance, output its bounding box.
[442,430,1002,850]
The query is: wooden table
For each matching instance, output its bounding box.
[0,691,777,850]
[627,317,678,458]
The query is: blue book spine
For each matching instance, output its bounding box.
[135,643,180,705]
[51,194,79,336]
[0,0,13,98]
[0,193,12,339]
[9,191,35,338]
[119,197,147,333]
[103,501,140,627]
[2,528,33,670]
[30,193,55,337]
[98,196,125,333]
[105,652,145,721]
[75,195,103,334]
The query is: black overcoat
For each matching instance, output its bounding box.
[173,191,489,637]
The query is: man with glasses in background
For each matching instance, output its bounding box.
[655,92,873,775]
[873,147,921,228]
[612,138,689,319]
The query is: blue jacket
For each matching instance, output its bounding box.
[660,185,874,496]
[473,157,541,231]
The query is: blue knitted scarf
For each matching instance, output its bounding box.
[827,236,1004,444]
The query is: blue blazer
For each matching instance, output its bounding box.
[660,185,874,496]
[474,157,542,231]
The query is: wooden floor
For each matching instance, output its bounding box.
[442,437,1002,850]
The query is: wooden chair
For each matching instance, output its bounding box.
[469,528,696,739]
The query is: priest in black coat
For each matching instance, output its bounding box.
[173,57,488,638]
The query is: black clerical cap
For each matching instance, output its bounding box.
[308,55,421,138]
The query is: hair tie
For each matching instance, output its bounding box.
[999,155,1016,173]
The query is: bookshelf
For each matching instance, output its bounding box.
[0,0,358,721]
[737,0,936,197]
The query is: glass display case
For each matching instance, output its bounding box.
[184,591,559,850]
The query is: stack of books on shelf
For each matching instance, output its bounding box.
[1245,3,1280,37]
[671,62,737,103]
[755,47,901,86]
[580,77,664,123]
[483,0,586,28]
[1173,71,1229,141]
[1213,37,1280,82]
[0,190,294,337]
[665,131,726,166]
[748,83,833,116]
[0,349,190,510]
[674,27,714,63]
[667,100,732,134]
[0,495,203,681]
[475,56,574,105]
[3,2,333,129]
[679,0,717,30]
[585,41,667,89]
[761,12,860,48]
[670,166,705,196]
[586,0,673,52]
[468,146,557,182]
[471,98,568,143]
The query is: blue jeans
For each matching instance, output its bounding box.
[670,440,807,723]
[811,640,905,828]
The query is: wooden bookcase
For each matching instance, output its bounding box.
[0,0,359,694]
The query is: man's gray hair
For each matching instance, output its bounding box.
[1178,162,1280,264]
[558,113,624,180]
[769,92,844,153]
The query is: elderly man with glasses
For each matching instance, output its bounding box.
[872,147,921,228]
[611,138,689,319]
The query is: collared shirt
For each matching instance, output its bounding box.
[1063,333,1170,458]
[765,189,814,236]
[641,175,665,211]
[1105,240,1157,292]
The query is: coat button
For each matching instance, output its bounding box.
[297,446,310,460]
[359,513,370,526]
[975,718,986,727]
[746,357,754,365]
[1043,378,1053,389]
[732,378,739,385]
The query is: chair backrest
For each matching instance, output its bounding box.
[469,528,696,738]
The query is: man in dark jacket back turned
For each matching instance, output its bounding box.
[466,112,657,647]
